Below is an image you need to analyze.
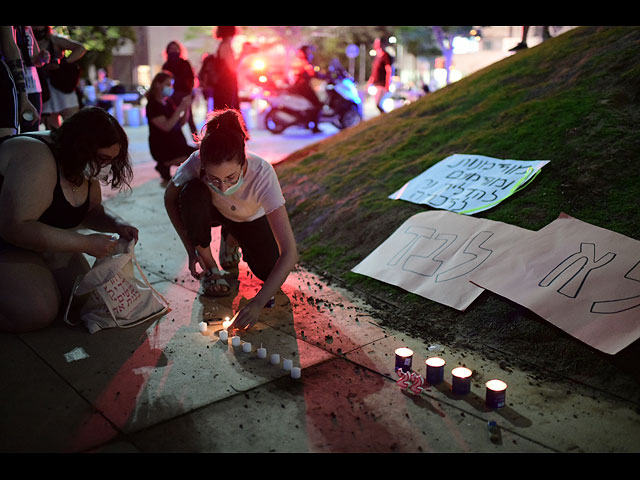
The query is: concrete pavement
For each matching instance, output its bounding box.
[1,116,640,453]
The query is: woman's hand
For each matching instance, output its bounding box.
[188,250,207,279]
[230,300,263,331]
[114,221,139,243]
[84,233,118,258]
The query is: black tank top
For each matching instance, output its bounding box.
[0,134,91,229]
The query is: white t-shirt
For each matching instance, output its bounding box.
[172,151,286,223]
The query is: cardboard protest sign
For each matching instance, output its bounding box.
[469,214,640,354]
[389,154,549,215]
[351,210,534,311]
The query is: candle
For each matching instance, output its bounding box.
[395,347,414,373]
[242,342,252,353]
[270,353,280,365]
[485,379,508,408]
[222,317,232,331]
[291,367,301,379]
[451,367,472,395]
[231,336,241,347]
[219,330,228,342]
[257,346,267,359]
[425,357,446,384]
[282,359,293,371]
[198,321,208,333]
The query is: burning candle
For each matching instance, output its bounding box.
[242,342,252,353]
[425,357,446,384]
[270,353,280,365]
[282,359,293,371]
[219,330,228,342]
[222,317,232,331]
[257,346,267,359]
[451,367,472,395]
[198,321,208,333]
[231,336,241,347]
[291,367,301,379]
[485,379,508,408]
[395,347,414,373]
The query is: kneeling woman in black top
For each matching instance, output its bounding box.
[145,70,196,184]
[164,109,299,331]
[0,107,139,332]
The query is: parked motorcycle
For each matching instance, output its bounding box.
[262,71,363,134]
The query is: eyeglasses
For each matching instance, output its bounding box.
[202,160,244,188]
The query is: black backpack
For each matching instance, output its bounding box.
[198,53,223,88]
[49,57,81,94]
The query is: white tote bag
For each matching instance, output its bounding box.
[64,239,170,334]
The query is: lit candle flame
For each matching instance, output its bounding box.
[426,357,445,367]
[486,379,507,392]
[222,316,232,331]
[452,367,472,378]
[395,347,413,358]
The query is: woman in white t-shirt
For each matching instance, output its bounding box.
[164,109,298,330]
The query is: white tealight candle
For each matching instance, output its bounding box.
[257,347,267,359]
[198,321,208,333]
[231,336,241,347]
[291,367,301,379]
[242,342,252,353]
[270,353,280,365]
[282,358,293,371]
[219,330,228,342]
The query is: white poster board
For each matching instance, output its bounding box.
[389,154,549,215]
[470,214,640,354]
[351,210,534,311]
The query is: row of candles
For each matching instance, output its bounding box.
[395,347,507,409]
[199,320,301,379]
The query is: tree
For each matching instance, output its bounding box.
[54,26,137,72]
[395,26,473,85]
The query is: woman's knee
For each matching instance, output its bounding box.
[0,289,60,333]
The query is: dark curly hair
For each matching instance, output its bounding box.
[197,109,249,167]
[49,107,132,190]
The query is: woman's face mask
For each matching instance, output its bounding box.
[162,85,174,98]
[203,160,245,196]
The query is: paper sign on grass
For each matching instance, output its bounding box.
[469,214,640,355]
[389,154,549,215]
[351,210,534,311]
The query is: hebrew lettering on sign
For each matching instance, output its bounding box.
[389,154,549,215]
[351,210,533,311]
[469,214,640,354]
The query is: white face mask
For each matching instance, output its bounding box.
[84,163,112,181]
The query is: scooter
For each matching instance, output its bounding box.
[263,71,363,134]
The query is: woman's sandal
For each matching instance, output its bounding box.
[219,234,241,270]
[200,267,231,297]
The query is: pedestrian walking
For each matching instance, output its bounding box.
[367,37,393,114]
[0,107,138,333]
[509,26,551,51]
[32,26,86,129]
[162,40,197,135]
[164,109,299,331]
[145,70,196,185]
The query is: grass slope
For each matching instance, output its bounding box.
[274,26,640,386]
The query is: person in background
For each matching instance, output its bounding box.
[212,26,240,111]
[289,45,323,133]
[509,26,551,51]
[0,107,138,332]
[95,67,116,111]
[162,41,197,135]
[14,26,48,132]
[0,26,38,138]
[164,109,298,331]
[145,70,196,185]
[366,37,393,114]
[32,26,86,129]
